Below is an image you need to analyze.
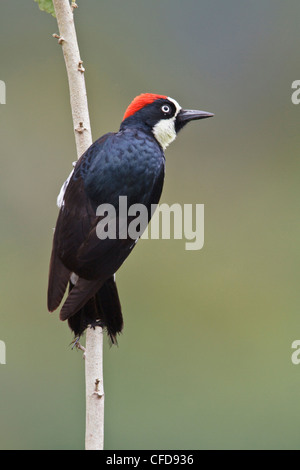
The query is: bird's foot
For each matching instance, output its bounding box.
[71,337,86,359]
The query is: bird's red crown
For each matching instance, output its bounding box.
[123,93,167,121]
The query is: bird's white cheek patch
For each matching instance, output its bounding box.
[153,117,177,150]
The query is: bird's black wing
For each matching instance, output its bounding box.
[48,130,165,323]
[59,162,165,321]
[47,133,113,312]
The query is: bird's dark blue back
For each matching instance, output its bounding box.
[75,128,165,209]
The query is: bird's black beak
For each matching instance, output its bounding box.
[178,109,214,123]
[175,108,214,132]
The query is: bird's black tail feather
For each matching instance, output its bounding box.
[67,276,123,345]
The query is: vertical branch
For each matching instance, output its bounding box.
[52,0,104,451]
[85,328,105,450]
[52,0,92,155]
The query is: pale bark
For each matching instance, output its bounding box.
[85,327,105,450]
[52,0,92,155]
[52,0,104,451]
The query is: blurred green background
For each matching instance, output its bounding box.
[0,0,300,450]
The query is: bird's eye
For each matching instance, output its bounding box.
[161,105,171,114]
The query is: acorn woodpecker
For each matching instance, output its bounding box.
[48,93,213,343]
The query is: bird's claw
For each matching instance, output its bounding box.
[71,337,86,358]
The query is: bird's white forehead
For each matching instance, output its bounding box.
[167,97,181,115]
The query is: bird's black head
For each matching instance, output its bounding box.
[121,93,214,149]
